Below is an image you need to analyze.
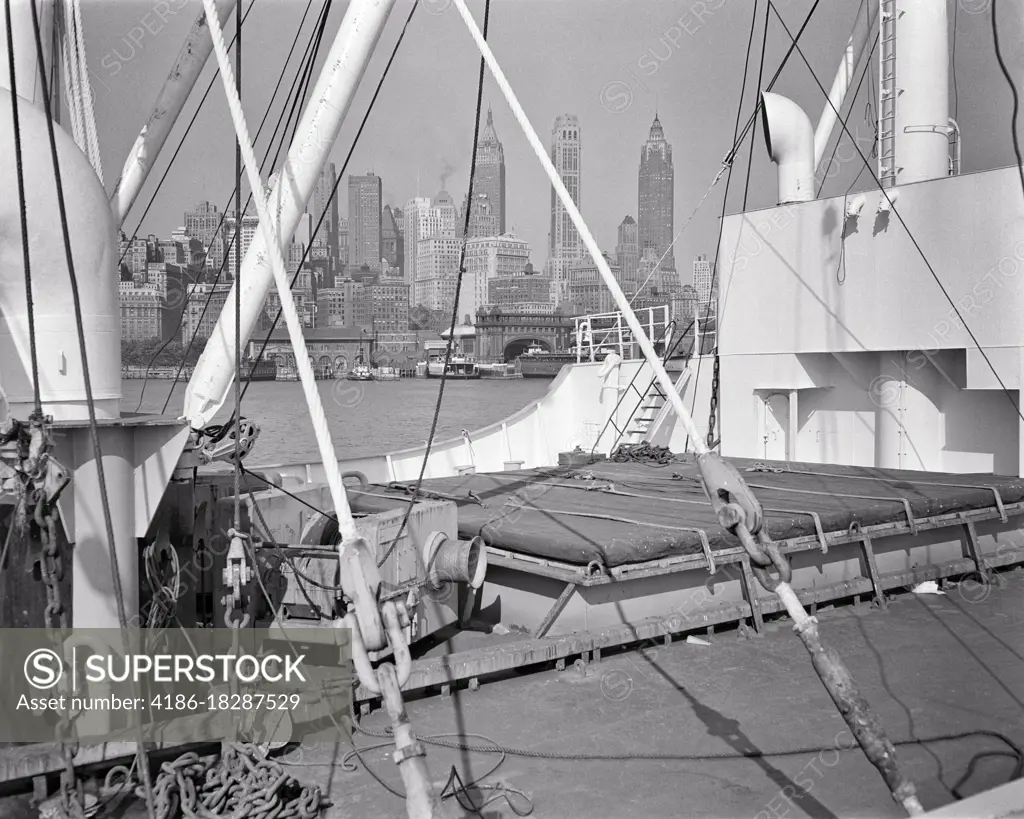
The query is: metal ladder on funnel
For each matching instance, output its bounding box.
[878,0,898,187]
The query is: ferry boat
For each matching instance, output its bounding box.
[3,1,1024,818]
[425,353,480,379]
[478,361,521,379]
[346,364,375,381]
[374,365,401,381]
[518,344,609,377]
[275,364,299,381]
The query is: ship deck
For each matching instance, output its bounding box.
[8,572,1017,818]
[323,572,1024,818]
[347,456,1024,568]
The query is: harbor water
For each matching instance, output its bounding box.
[121,377,550,464]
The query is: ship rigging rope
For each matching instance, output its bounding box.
[684,0,762,452]
[232,0,243,533]
[815,0,877,199]
[631,0,823,310]
[375,0,492,571]
[163,0,332,418]
[117,1,258,267]
[991,0,1024,205]
[743,0,771,212]
[5,0,42,415]
[25,1,159,816]
[135,0,326,414]
[239,0,419,407]
[766,0,1024,426]
[61,0,103,183]
[162,0,334,419]
[201,0,364,540]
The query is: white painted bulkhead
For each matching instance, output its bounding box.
[678,165,1024,475]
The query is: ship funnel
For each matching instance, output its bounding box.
[423,533,487,590]
[761,92,815,205]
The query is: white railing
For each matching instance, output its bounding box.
[573,306,672,363]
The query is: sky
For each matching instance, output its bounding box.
[78,0,1024,287]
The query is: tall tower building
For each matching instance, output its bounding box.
[184,201,222,246]
[693,253,713,304]
[311,162,340,267]
[470,107,506,234]
[638,114,675,272]
[185,201,226,271]
[348,173,382,271]
[382,205,405,277]
[224,211,259,280]
[548,114,582,302]
[403,198,431,289]
[615,215,639,292]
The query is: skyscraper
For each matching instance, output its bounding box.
[638,114,675,272]
[406,193,458,294]
[615,215,639,292]
[184,201,225,272]
[469,107,506,234]
[548,114,582,303]
[693,253,713,304]
[348,173,382,271]
[311,162,340,270]
[224,211,259,280]
[382,205,404,277]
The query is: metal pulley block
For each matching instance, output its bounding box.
[223,529,255,627]
[197,418,261,465]
[696,451,764,536]
[338,535,386,652]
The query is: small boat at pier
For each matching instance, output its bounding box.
[346,364,375,381]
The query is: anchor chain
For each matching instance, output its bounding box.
[697,450,924,816]
[144,745,323,819]
[7,415,83,818]
[146,524,327,818]
[706,350,720,450]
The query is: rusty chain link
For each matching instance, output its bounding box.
[21,415,84,819]
[144,745,324,819]
[706,350,720,450]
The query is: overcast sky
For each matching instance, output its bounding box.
[81,0,1024,286]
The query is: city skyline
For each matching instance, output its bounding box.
[88,0,924,293]
[88,0,1021,297]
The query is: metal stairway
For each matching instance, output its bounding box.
[621,378,668,443]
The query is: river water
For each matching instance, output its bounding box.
[121,377,550,464]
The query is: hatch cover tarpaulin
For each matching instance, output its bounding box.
[0,628,352,744]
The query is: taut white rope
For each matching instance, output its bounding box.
[69,0,102,184]
[60,0,103,183]
[200,0,358,541]
[450,0,710,456]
